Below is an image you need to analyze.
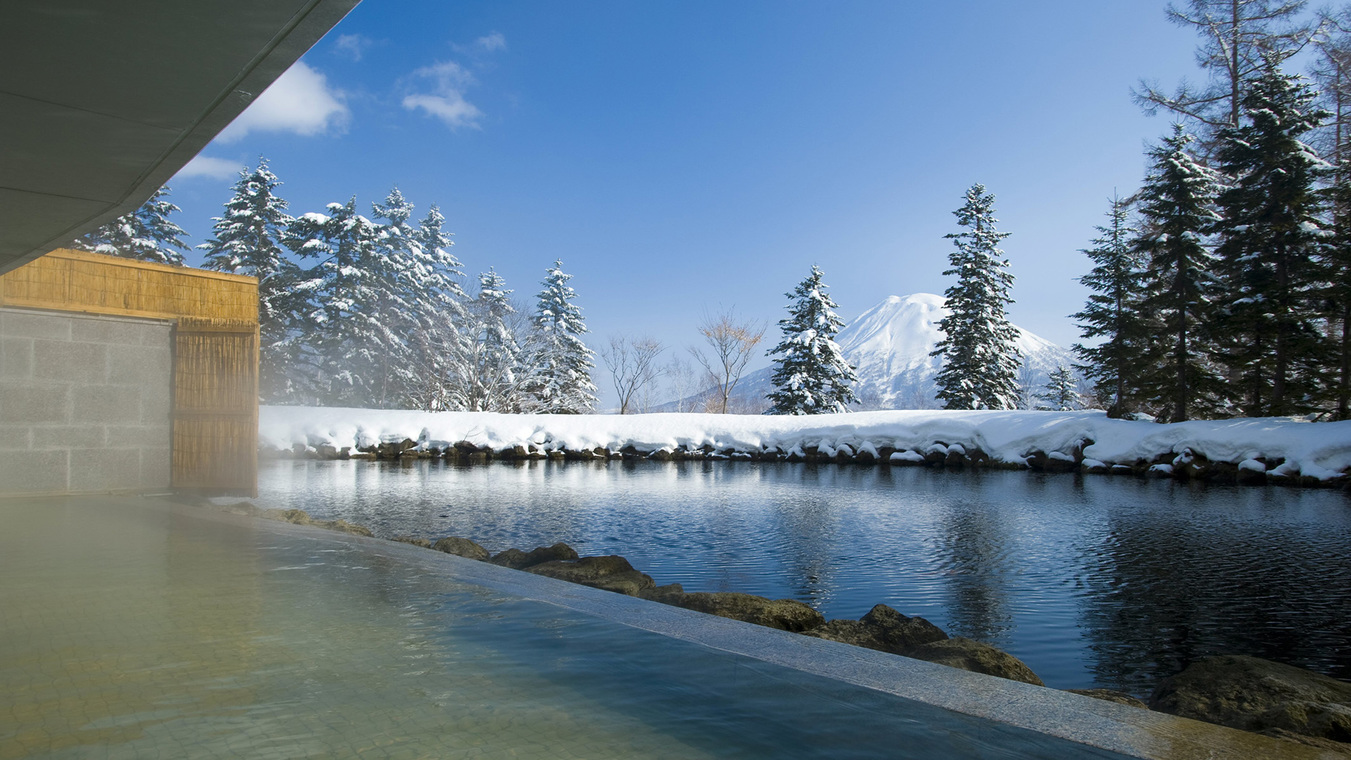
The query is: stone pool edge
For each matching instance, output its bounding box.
[179,499,1340,760]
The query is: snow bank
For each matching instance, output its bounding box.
[260,406,1351,483]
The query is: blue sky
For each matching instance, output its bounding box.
[170,1,1205,374]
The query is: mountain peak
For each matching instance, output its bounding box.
[834,293,1071,407]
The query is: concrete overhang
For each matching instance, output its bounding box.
[0,0,360,275]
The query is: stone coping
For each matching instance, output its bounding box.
[177,499,1341,760]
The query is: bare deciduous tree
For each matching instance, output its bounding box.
[1134,0,1318,144]
[600,336,664,414]
[664,355,699,412]
[690,308,766,414]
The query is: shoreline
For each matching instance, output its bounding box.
[259,407,1351,490]
[262,435,1349,491]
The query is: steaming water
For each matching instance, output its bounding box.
[260,458,1351,696]
[0,496,1133,759]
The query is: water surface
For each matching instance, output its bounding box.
[261,459,1351,695]
[0,495,1132,759]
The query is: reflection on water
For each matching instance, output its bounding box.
[262,459,1351,695]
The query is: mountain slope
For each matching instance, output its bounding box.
[698,293,1074,411]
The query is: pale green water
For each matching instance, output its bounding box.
[0,496,1135,759]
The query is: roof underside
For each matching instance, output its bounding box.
[0,0,359,275]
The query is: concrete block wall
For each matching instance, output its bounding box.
[0,308,173,495]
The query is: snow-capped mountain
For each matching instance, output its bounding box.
[690,293,1074,411]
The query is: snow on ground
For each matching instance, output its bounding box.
[260,406,1351,481]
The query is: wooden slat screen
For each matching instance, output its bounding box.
[0,248,257,322]
[172,318,260,496]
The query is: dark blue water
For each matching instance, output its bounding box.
[260,458,1351,696]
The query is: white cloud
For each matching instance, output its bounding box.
[475,32,506,52]
[334,34,370,61]
[402,61,483,129]
[174,155,247,180]
[216,61,348,143]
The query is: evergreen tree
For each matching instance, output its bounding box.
[1037,366,1081,411]
[369,188,423,407]
[529,261,598,413]
[404,204,469,411]
[1072,194,1153,417]
[411,204,468,317]
[284,198,402,406]
[931,184,1022,410]
[766,265,858,414]
[1312,10,1351,418]
[1213,61,1330,417]
[75,186,188,266]
[1135,125,1224,422]
[1325,160,1351,419]
[198,159,303,402]
[449,270,525,412]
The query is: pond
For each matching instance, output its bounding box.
[259,458,1351,696]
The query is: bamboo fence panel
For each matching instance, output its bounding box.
[0,248,257,322]
[172,318,260,496]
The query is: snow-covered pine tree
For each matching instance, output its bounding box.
[403,204,469,410]
[1134,124,1224,423]
[931,184,1022,410]
[284,198,404,406]
[1213,60,1331,417]
[1313,16,1351,419]
[766,265,858,414]
[1325,159,1351,419]
[1037,366,1081,411]
[74,186,188,266]
[369,188,425,407]
[528,261,598,413]
[1072,194,1153,417]
[448,270,526,412]
[198,158,303,402]
[412,204,468,315]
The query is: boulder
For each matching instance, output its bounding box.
[313,518,374,537]
[392,536,434,549]
[216,500,261,517]
[1026,449,1078,474]
[638,583,685,601]
[923,443,950,466]
[1067,689,1149,710]
[1237,459,1269,486]
[903,637,1045,686]
[489,542,579,569]
[1149,655,1351,746]
[261,508,313,525]
[525,555,656,596]
[649,590,825,632]
[802,604,948,655]
[431,536,490,561]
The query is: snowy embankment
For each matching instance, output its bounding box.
[260,406,1351,487]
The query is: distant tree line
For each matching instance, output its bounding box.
[75,161,597,412]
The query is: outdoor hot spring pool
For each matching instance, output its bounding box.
[1,494,1148,759]
[259,458,1351,696]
